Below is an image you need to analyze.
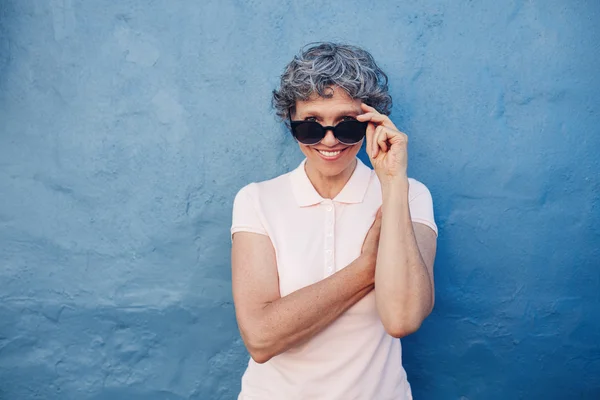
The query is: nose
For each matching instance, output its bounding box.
[320,128,338,146]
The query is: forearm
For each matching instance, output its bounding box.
[375,178,433,337]
[245,255,373,362]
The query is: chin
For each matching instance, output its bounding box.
[315,163,349,178]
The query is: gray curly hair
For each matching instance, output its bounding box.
[272,42,392,124]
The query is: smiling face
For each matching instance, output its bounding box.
[292,87,364,179]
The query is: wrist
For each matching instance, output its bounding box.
[358,253,376,285]
[381,176,409,200]
[361,250,377,265]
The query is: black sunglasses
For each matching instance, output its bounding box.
[289,113,368,146]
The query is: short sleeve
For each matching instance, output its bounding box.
[408,179,438,236]
[231,183,268,239]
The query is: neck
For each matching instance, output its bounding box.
[304,158,357,199]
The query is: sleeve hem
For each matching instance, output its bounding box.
[411,218,439,237]
[230,226,269,241]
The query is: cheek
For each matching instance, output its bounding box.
[298,144,312,158]
[346,141,363,157]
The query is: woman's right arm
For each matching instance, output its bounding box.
[231,213,380,364]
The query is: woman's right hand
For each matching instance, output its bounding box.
[361,207,382,266]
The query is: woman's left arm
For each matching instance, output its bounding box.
[357,104,438,338]
[377,180,437,338]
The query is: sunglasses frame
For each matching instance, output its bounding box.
[288,110,368,146]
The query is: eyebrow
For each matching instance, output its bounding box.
[297,108,361,119]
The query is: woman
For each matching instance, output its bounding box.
[230,42,438,400]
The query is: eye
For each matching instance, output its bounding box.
[341,116,357,122]
[305,116,318,122]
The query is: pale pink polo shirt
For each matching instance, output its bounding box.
[231,157,437,400]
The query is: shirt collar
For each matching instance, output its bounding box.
[289,158,372,207]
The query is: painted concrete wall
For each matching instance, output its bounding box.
[1,1,599,399]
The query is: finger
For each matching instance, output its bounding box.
[356,112,390,126]
[360,103,378,113]
[370,211,382,231]
[365,122,376,159]
[368,209,381,230]
[372,125,381,158]
[375,126,390,154]
[373,126,389,158]
[373,210,382,235]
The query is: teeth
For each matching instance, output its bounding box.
[318,150,342,157]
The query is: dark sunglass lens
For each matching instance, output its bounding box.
[334,120,368,144]
[292,122,324,145]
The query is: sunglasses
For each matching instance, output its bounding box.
[289,114,368,146]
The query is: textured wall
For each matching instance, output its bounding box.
[1,1,599,399]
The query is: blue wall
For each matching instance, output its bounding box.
[1,1,599,399]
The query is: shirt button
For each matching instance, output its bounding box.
[326,206,333,211]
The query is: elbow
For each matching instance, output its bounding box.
[383,319,422,338]
[378,298,434,338]
[247,340,273,364]
[241,329,275,364]
[248,348,272,364]
[380,307,430,338]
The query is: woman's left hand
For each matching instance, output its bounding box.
[357,103,408,184]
